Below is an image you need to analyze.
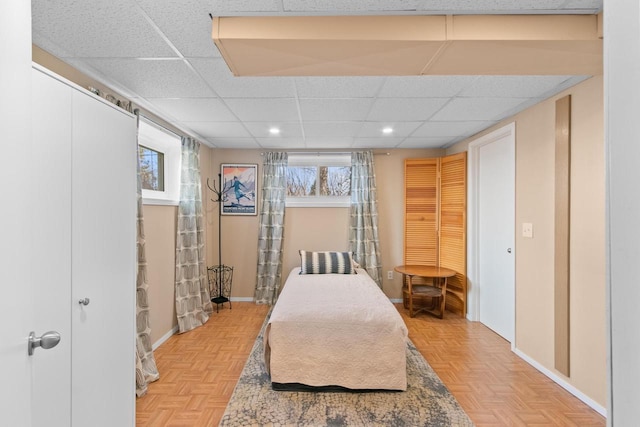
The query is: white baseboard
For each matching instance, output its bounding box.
[230,297,254,302]
[390,298,403,304]
[152,325,179,351]
[512,347,607,418]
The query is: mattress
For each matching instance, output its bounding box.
[264,267,408,391]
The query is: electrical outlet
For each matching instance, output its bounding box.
[387,270,394,280]
[522,222,533,238]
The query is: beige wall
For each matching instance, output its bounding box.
[448,75,606,407]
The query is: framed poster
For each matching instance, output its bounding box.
[221,164,258,215]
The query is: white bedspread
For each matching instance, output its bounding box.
[264,268,408,391]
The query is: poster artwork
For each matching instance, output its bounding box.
[221,164,258,215]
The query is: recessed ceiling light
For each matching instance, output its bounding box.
[269,127,281,135]
[382,127,393,134]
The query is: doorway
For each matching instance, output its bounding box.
[467,123,516,343]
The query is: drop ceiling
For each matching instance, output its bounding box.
[31,0,603,150]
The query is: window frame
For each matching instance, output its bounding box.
[285,153,351,208]
[138,117,181,206]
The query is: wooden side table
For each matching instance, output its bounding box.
[394,265,457,319]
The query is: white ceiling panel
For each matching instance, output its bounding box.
[190,58,297,98]
[295,77,385,98]
[353,137,404,148]
[358,122,422,137]
[411,120,498,137]
[75,59,215,98]
[205,137,261,149]
[378,76,477,98]
[459,76,574,98]
[283,0,420,13]
[32,0,177,58]
[417,0,572,12]
[397,137,452,148]
[299,99,374,121]
[136,0,222,58]
[181,122,250,138]
[367,98,449,121]
[304,137,356,148]
[256,138,307,149]
[225,98,300,122]
[303,122,364,138]
[244,122,304,138]
[208,0,283,13]
[146,98,237,122]
[430,97,529,121]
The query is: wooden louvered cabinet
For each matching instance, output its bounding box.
[403,153,467,316]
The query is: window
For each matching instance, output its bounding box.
[286,154,351,207]
[138,117,181,205]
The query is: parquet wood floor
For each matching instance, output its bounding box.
[136,303,605,426]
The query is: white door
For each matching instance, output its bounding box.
[31,66,73,426]
[469,123,515,342]
[0,1,34,425]
[71,88,137,427]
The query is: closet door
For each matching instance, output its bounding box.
[404,159,439,266]
[439,152,467,315]
[71,89,136,426]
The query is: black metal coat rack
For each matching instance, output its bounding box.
[207,174,232,311]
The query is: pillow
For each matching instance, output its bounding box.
[299,250,355,274]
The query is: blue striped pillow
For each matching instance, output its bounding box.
[299,250,355,274]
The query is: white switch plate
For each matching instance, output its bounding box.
[387,270,394,280]
[522,222,533,238]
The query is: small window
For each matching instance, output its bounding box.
[138,118,181,205]
[139,145,165,191]
[286,154,351,207]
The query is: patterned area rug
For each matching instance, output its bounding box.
[220,312,474,427]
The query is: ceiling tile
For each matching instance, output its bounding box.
[283,0,420,12]
[378,76,477,98]
[244,122,303,138]
[190,58,297,98]
[225,98,300,121]
[73,59,215,98]
[256,138,306,149]
[299,99,374,121]
[358,122,422,137]
[352,137,404,148]
[205,137,260,149]
[146,98,237,122]
[295,77,385,98]
[304,137,355,148]
[32,0,177,58]
[417,0,568,12]
[411,121,497,137]
[136,0,221,58]
[181,121,250,138]
[367,98,449,121]
[303,122,363,138]
[398,137,453,148]
[209,0,282,13]
[562,0,602,9]
[459,76,573,98]
[430,97,528,121]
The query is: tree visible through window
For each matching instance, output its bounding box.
[139,145,165,191]
[286,154,351,206]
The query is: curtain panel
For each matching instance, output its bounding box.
[175,137,212,333]
[349,151,383,288]
[135,114,159,397]
[255,152,288,305]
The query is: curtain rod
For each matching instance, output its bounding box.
[260,151,390,156]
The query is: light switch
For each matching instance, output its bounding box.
[522,222,533,238]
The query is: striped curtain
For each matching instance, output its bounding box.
[255,152,288,305]
[175,137,212,333]
[349,151,383,288]
[135,114,159,397]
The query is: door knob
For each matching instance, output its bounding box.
[78,297,90,306]
[507,248,512,253]
[28,331,61,356]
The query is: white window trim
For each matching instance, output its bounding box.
[286,153,351,208]
[138,117,181,205]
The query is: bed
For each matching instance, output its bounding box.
[263,253,408,391]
